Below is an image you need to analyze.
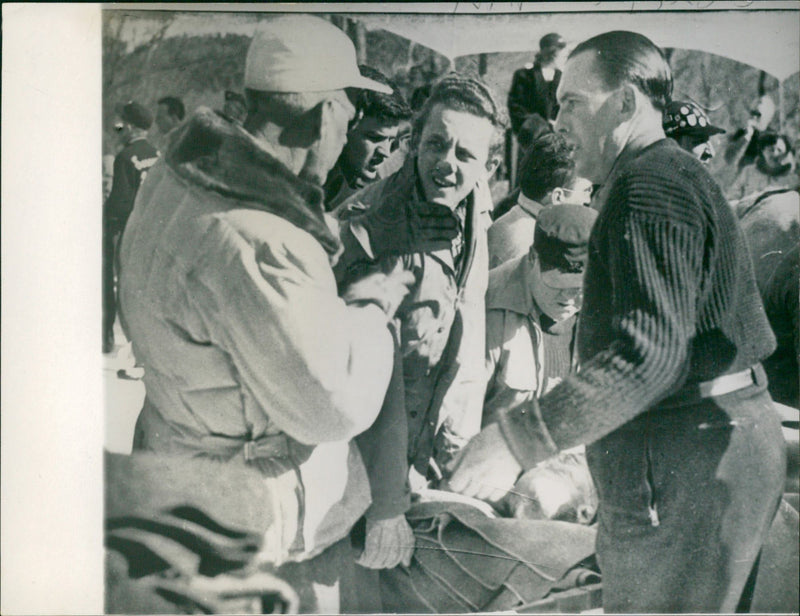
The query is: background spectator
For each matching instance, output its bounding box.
[507,32,568,137]
[663,99,726,164]
[102,101,159,353]
[729,132,798,201]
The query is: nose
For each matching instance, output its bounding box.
[437,148,457,174]
[375,140,391,159]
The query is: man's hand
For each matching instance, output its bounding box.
[341,261,415,319]
[356,515,414,570]
[359,198,459,256]
[447,422,523,504]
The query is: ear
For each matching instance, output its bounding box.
[618,85,637,121]
[485,153,502,178]
[550,187,565,204]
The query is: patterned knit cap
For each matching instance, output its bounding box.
[663,100,725,138]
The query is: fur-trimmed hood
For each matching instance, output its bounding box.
[164,107,339,255]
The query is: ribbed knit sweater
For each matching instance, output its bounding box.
[501,139,777,466]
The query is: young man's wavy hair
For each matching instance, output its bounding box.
[570,31,673,113]
[347,65,412,126]
[411,73,508,167]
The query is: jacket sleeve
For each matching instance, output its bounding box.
[500,177,705,468]
[507,69,531,135]
[104,152,137,225]
[197,215,395,446]
[354,322,411,520]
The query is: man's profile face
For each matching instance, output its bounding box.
[556,176,593,206]
[416,103,495,209]
[301,92,356,186]
[155,103,177,134]
[339,116,403,188]
[677,133,715,164]
[555,52,621,183]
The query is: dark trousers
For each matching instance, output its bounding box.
[102,223,121,350]
[587,378,785,613]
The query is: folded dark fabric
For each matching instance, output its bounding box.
[381,500,598,613]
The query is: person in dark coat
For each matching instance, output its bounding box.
[507,32,568,137]
[102,101,159,353]
[450,31,785,613]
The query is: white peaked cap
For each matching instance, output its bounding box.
[245,15,393,95]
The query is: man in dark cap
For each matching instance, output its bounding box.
[103,101,159,353]
[507,32,568,137]
[663,99,725,164]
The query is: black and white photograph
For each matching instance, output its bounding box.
[2,2,799,614]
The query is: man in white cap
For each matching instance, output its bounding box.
[118,15,414,612]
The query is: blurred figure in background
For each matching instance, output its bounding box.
[103,101,159,353]
[324,66,412,210]
[729,132,798,201]
[222,90,247,125]
[507,32,568,138]
[488,132,592,267]
[663,99,725,164]
[154,95,185,135]
[725,93,776,171]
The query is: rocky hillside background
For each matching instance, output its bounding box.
[103,11,799,188]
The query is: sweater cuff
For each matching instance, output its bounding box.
[496,399,559,471]
[364,490,411,521]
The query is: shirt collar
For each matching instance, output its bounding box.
[516,192,545,218]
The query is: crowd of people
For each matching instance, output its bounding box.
[103,14,798,614]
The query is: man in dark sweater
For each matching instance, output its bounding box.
[450,31,785,613]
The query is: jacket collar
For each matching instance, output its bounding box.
[164,107,339,256]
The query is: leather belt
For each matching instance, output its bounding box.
[698,366,759,398]
[659,364,764,409]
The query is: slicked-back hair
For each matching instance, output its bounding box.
[570,31,673,112]
[348,66,412,123]
[157,96,185,121]
[519,132,577,201]
[412,73,508,164]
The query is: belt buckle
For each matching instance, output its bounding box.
[243,441,256,462]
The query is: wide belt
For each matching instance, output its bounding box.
[698,365,760,398]
[660,364,765,409]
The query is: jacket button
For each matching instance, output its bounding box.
[410,411,418,418]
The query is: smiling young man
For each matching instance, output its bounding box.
[324,66,412,210]
[449,31,785,613]
[334,75,505,576]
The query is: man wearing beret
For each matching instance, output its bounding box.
[118,15,414,612]
[102,101,159,354]
[663,99,725,164]
[451,31,784,613]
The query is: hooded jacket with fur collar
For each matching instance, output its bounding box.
[118,108,395,563]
